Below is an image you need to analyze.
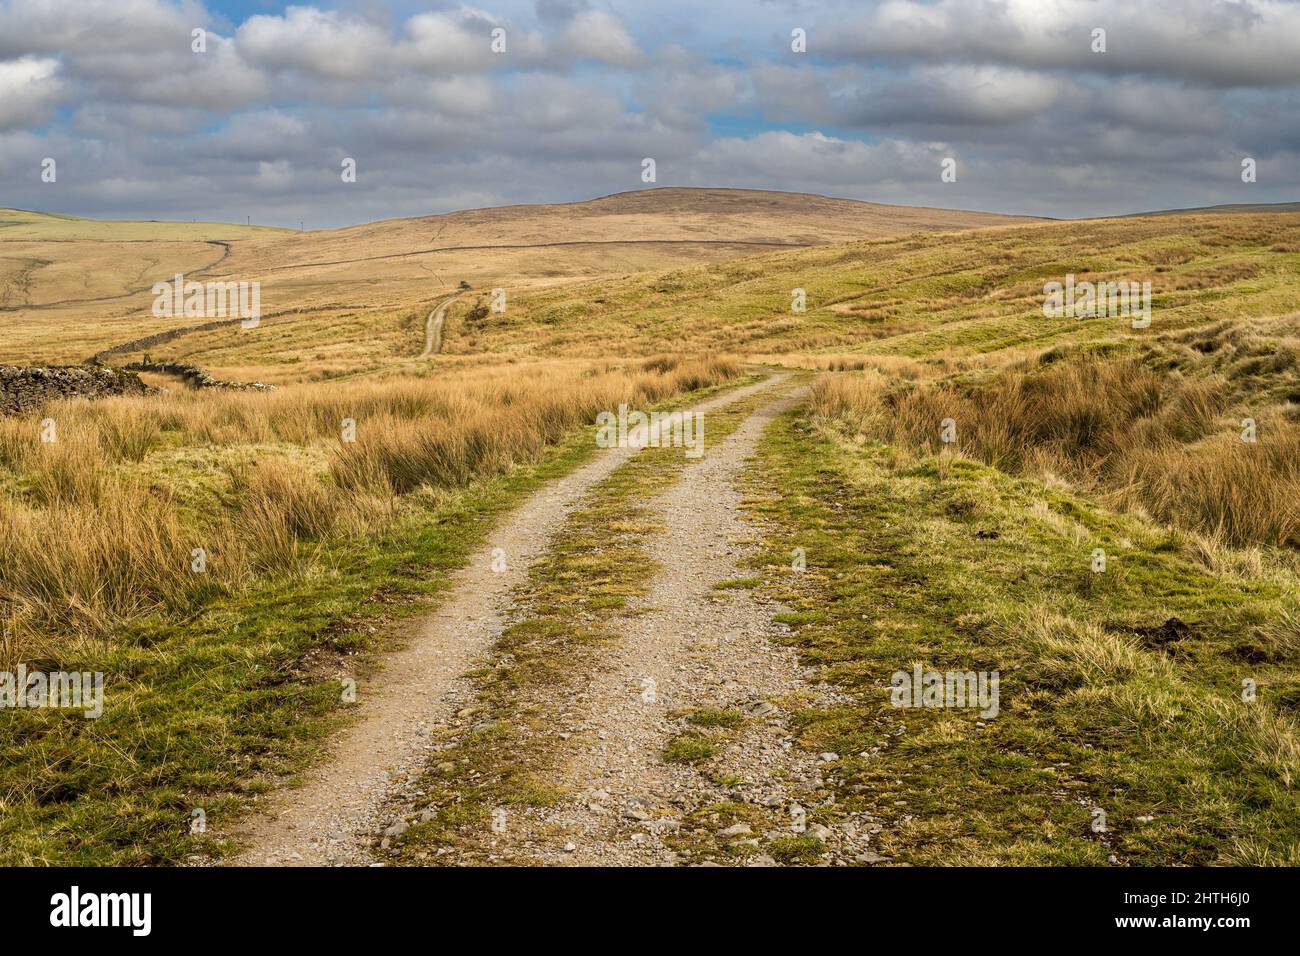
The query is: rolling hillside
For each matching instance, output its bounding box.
[0,189,1041,373]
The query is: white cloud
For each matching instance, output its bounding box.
[236,7,391,81]
[558,11,641,66]
[0,56,61,130]
[251,158,296,191]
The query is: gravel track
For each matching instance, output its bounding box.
[223,374,785,866]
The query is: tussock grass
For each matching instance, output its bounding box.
[1023,612,1163,686]
[0,356,740,665]
[811,353,1300,548]
[1115,427,1300,547]
[230,458,339,574]
[30,433,108,505]
[330,356,737,494]
[1024,611,1300,791]
[0,484,206,654]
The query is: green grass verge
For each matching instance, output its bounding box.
[740,409,1300,865]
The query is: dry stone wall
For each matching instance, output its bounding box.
[0,364,147,416]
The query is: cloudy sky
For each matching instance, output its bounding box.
[1,0,1298,228]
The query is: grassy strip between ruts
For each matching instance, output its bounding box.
[738,406,1300,865]
[385,378,795,864]
[0,373,755,866]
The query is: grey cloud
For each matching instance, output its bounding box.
[819,0,1300,88]
[0,0,1294,227]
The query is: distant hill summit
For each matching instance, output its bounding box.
[1126,201,1300,218]
[341,186,1045,247]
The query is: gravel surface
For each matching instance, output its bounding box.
[222,375,785,867]
[457,382,868,866]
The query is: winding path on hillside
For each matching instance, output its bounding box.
[419,295,458,358]
[0,240,232,314]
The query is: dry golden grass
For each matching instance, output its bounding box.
[810,352,1300,548]
[0,208,288,242]
[1114,427,1300,547]
[0,354,740,664]
[0,482,199,649]
[329,355,736,493]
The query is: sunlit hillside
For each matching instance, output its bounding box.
[0,189,1040,375]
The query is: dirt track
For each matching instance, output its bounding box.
[225,375,788,866]
[468,379,857,865]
